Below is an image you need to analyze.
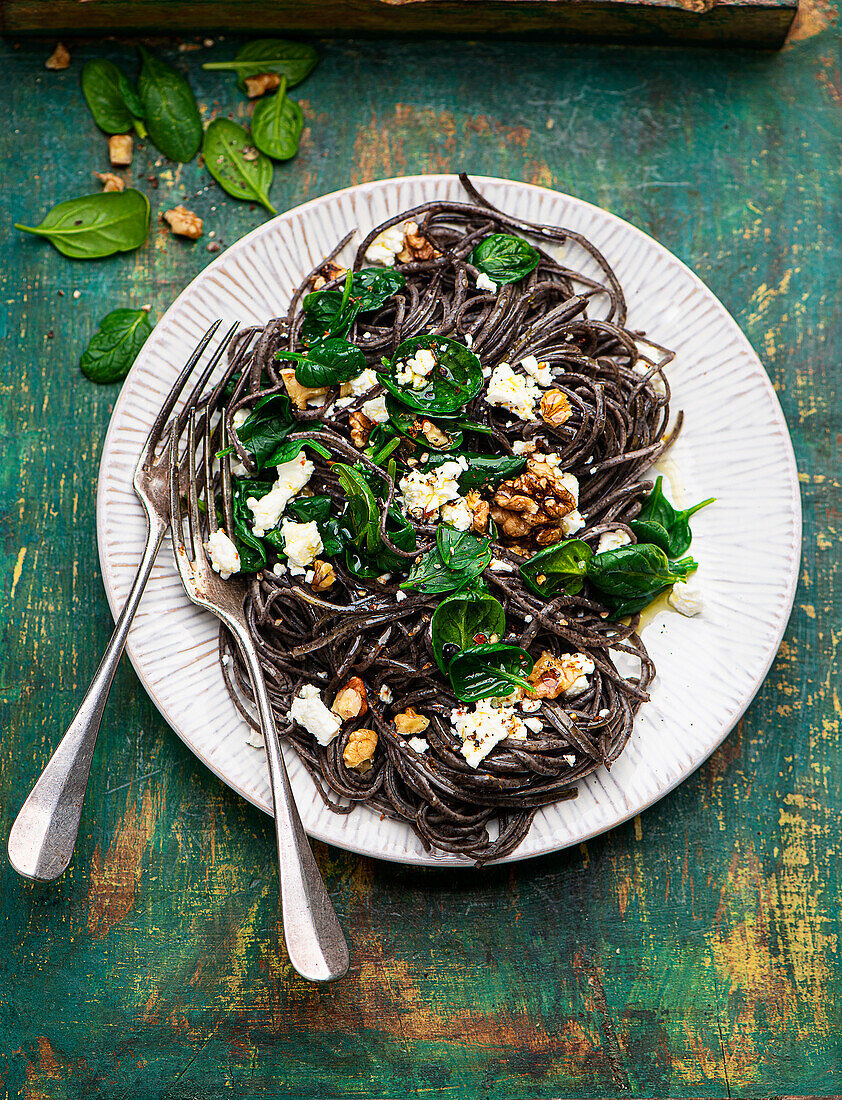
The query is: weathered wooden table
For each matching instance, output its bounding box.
[1,17,839,1098]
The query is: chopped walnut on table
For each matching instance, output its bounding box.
[163,206,203,240]
[394,708,430,737]
[311,559,336,591]
[491,456,576,545]
[526,651,588,699]
[541,389,573,426]
[396,221,441,263]
[94,171,125,193]
[280,367,329,410]
[332,676,368,721]
[310,260,348,292]
[343,728,378,771]
[45,43,71,70]
[108,135,133,167]
[244,72,281,97]
[349,409,375,448]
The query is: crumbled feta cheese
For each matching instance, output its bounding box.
[476,272,498,293]
[365,222,405,266]
[520,355,553,387]
[668,577,704,617]
[408,737,429,754]
[334,396,355,410]
[558,471,579,505]
[598,708,610,717]
[247,452,313,536]
[280,518,323,568]
[563,753,577,766]
[205,529,241,579]
[272,561,288,576]
[399,461,462,521]
[289,684,342,746]
[488,557,515,572]
[523,717,544,734]
[396,348,436,390]
[597,529,632,554]
[451,699,527,768]
[561,511,586,535]
[511,440,532,455]
[485,362,540,421]
[232,408,250,430]
[379,685,393,703]
[396,590,407,602]
[440,496,473,531]
[559,653,595,696]
[343,367,379,396]
[520,697,542,714]
[222,653,231,667]
[465,333,474,348]
[361,394,389,423]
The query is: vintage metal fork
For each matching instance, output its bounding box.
[169,404,350,984]
[8,320,243,882]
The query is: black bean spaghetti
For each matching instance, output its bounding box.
[213,175,704,863]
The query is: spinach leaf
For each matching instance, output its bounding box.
[431,592,506,674]
[202,119,276,214]
[265,437,331,464]
[202,39,319,92]
[379,334,483,415]
[401,542,490,594]
[230,477,272,572]
[80,307,152,383]
[345,503,416,576]
[234,393,296,469]
[251,78,303,161]
[520,538,592,598]
[448,643,534,702]
[82,59,145,137]
[301,268,405,345]
[15,188,150,259]
[384,399,463,452]
[587,543,698,618]
[334,463,381,552]
[629,476,716,558]
[470,234,540,285]
[437,526,492,572]
[424,451,526,490]
[137,46,202,163]
[279,337,366,388]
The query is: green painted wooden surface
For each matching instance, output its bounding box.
[1,18,840,1100]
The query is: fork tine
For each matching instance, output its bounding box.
[168,423,188,560]
[175,321,241,433]
[219,419,236,538]
[203,406,218,537]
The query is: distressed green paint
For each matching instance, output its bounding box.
[1,24,840,1100]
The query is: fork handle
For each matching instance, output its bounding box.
[232,625,350,983]
[7,519,166,882]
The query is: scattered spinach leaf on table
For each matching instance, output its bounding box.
[251,77,303,161]
[202,39,319,91]
[15,188,150,259]
[81,59,146,137]
[203,118,276,213]
[79,307,152,383]
[137,46,202,163]
[470,233,540,285]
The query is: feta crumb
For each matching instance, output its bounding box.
[561,510,586,535]
[280,518,323,568]
[365,222,405,266]
[408,737,429,754]
[598,708,610,717]
[205,529,240,579]
[563,753,577,766]
[559,653,596,696]
[247,452,313,536]
[668,577,704,617]
[396,348,436,390]
[465,333,474,348]
[520,355,553,387]
[222,653,231,667]
[488,558,514,572]
[511,440,532,455]
[361,394,389,423]
[476,272,498,294]
[289,684,342,746]
[440,496,473,531]
[396,590,407,602]
[451,699,527,768]
[399,462,462,521]
[272,561,288,576]
[232,408,250,430]
[521,697,542,714]
[343,367,379,396]
[379,685,393,703]
[523,717,544,734]
[597,529,632,554]
[485,362,540,421]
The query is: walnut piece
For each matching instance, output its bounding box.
[311,559,336,591]
[526,651,588,699]
[94,171,125,192]
[280,367,329,410]
[349,409,375,448]
[394,708,430,737]
[465,489,490,534]
[541,389,572,426]
[244,72,281,98]
[108,134,133,167]
[396,221,441,263]
[419,419,449,448]
[163,206,203,240]
[332,676,368,721]
[45,42,70,70]
[310,260,348,292]
[343,728,378,771]
[491,457,576,544]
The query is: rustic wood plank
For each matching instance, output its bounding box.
[0,24,839,1099]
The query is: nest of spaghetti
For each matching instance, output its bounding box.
[214,174,690,863]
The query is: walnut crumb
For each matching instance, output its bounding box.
[311,559,336,591]
[280,367,329,411]
[332,676,368,721]
[94,171,125,192]
[108,134,133,167]
[163,206,203,240]
[310,260,347,292]
[244,72,281,98]
[526,652,586,699]
[394,708,430,737]
[343,728,378,771]
[349,409,374,449]
[541,389,572,426]
[491,458,576,545]
[397,221,441,263]
[45,42,70,70]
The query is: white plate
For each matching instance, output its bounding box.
[96,174,801,866]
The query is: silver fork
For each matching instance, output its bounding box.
[8,320,243,882]
[169,405,350,984]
